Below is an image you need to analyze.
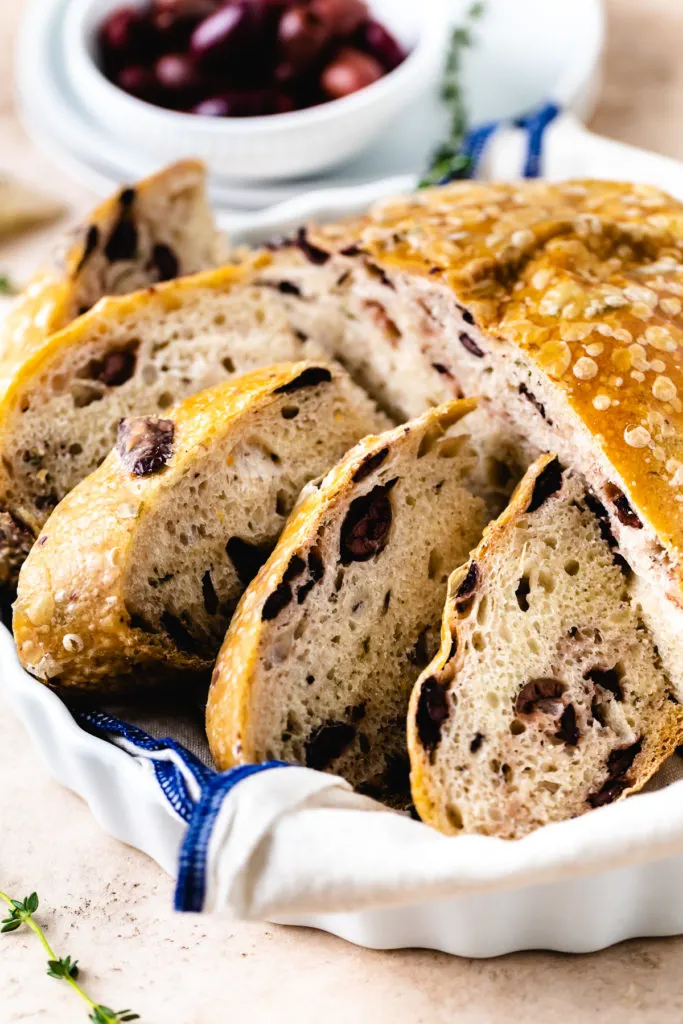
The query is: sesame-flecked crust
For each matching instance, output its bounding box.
[407,454,683,837]
[13,362,337,692]
[0,160,210,392]
[206,397,477,771]
[311,179,683,565]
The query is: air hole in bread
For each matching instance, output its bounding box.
[564,559,580,577]
[281,406,299,421]
[157,391,173,410]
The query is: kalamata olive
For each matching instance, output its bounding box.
[321,46,383,99]
[151,0,221,45]
[117,64,160,102]
[190,2,269,64]
[357,18,406,71]
[192,89,275,117]
[277,6,332,72]
[311,0,368,38]
[99,6,152,61]
[155,52,203,93]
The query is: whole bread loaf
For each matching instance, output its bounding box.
[407,454,683,839]
[13,362,386,691]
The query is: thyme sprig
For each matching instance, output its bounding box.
[420,2,484,187]
[0,274,17,295]
[0,890,140,1023]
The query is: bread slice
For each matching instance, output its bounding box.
[13,362,386,692]
[0,261,329,547]
[206,399,520,801]
[408,454,683,840]
[1,160,225,391]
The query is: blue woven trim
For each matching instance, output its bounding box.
[458,121,500,178]
[73,709,215,823]
[175,761,291,913]
[515,101,561,178]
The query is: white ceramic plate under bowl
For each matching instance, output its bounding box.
[8,165,683,957]
[15,0,604,209]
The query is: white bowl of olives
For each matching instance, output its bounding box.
[64,0,453,181]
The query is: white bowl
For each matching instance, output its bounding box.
[63,0,453,182]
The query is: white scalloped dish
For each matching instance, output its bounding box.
[6,174,683,958]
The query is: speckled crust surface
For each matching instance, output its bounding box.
[206,397,477,772]
[13,361,352,692]
[311,179,683,571]
[0,159,223,392]
[407,453,683,837]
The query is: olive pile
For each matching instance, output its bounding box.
[98,0,407,117]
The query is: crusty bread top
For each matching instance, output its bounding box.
[311,179,683,560]
[0,160,215,388]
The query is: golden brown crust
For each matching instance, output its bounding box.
[312,179,683,572]
[407,454,683,837]
[13,361,336,692]
[206,397,478,771]
[0,160,211,392]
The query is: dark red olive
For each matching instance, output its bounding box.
[357,18,406,71]
[277,6,332,72]
[192,89,276,117]
[116,64,160,102]
[151,0,221,45]
[99,6,154,63]
[190,2,269,64]
[155,52,202,92]
[311,0,368,37]
[321,46,383,99]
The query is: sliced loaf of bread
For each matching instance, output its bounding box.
[1,160,225,390]
[206,399,520,801]
[407,455,683,840]
[14,362,386,691]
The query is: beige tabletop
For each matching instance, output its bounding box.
[3,1,683,1021]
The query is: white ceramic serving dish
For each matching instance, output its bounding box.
[63,0,452,181]
[7,160,683,956]
[16,0,604,209]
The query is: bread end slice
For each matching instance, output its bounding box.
[408,455,683,839]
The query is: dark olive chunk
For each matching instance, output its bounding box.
[456,562,479,601]
[104,213,138,262]
[416,676,450,754]
[274,366,332,394]
[352,447,389,483]
[515,575,531,612]
[605,483,643,529]
[340,478,397,565]
[588,740,642,807]
[470,732,484,753]
[518,382,551,423]
[526,457,562,513]
[116,417,174,477]
[459,332,485,358]
[295,227,330,265]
